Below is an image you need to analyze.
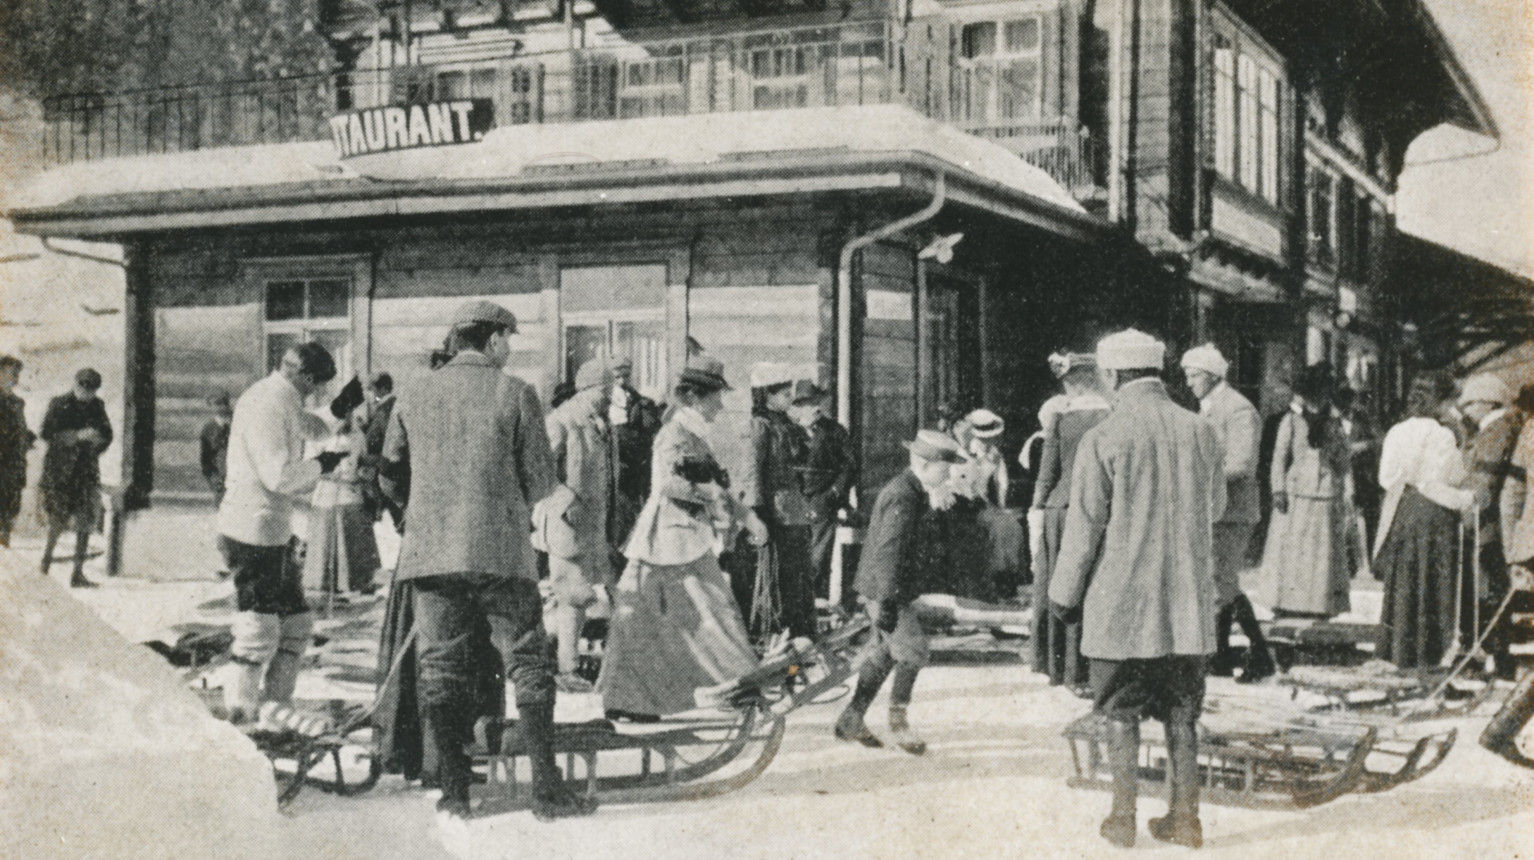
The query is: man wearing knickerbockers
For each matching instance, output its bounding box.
[1050,329,1224,849]
[834,429,967,756]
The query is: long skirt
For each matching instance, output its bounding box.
[1031,507,1087,687]
[1263,493,1352,617]
[303,503,382,593]
[598,553,758,717]
[1375,488,1462,669]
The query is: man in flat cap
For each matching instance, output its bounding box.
[789,379,856,606]
[1457,372,1522,678]
[835,429,966,756]
[382,300,596,823]
[1051,329,1224,848]
[39,367,114,588]
[217,343,338,723]
[608,355,662,560]
[537,356,617,693]
[1182,345,1276,683]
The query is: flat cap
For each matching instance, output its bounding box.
[451,299,518,331]
[1459,373,1512,408]
[1096,328,1165,371]
[1180,344,1229,378]
[905,429,968,464]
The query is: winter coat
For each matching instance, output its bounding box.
[1049,378,1225,660]
[1200,381,1262,525]
[538,389,616,582]
[855,470,949,605]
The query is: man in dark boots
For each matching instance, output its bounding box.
[1051,330,1225,848]
[383,301,597,824]
[1481,667,1534,769]
[834,430,965,754]
[1182,345,1276,683]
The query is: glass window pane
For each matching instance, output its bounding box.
[1004,18,1040,54]
[998,59,1039,119]
[266,281,305,321]
[1214,49,1235,178]
[1238,55,1259,191]
[308,279,350,319]
[565,324,609,384]
[471,68,498,98]
[436,70,466,100]
[962,23,997,59]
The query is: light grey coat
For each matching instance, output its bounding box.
[1049,379,1226,661]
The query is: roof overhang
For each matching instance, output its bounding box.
[8,149,1107,244]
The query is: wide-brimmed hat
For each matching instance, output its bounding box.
[790,379,829,405]
[451,299,518,331]
[966,408,1005,439]
[1096,329,1165,371]
[904,429,968,464]
[678,355,731,392]
[1459,373,1512,408]
[1180,344,1229,378]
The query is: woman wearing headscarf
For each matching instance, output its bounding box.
[1373,370,1472,667]
[1262,363,1354,618]
[597,355,766,720]
[1028,352,1109,691]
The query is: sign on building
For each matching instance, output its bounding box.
[329,100,493,158]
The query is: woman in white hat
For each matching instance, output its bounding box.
[597,356,767,721]
[960,408,1024,601]
[1028,352,1109,692]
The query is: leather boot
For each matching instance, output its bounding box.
[1100,720,1139,848]
[1232,595,1275,684]
[835,649,892,747]
[1210,602,1237,677]
[521,697,598,821]
[1149,715,1203,848]
[425,702,473,819]
[887,705,926,756]
[1481,671,1534,769]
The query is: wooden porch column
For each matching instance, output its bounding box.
[110,241,155,577]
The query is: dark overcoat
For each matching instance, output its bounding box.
[854,470,948,605]
[39,393,112,520]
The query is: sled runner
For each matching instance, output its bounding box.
[1283,662,1497,720]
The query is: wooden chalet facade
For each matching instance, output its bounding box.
[9,0,1493,516]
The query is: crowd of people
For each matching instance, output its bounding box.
[5,297,1532,843]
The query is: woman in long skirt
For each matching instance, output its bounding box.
[1028,353,1108,691]
[1262,363,1354,618]
[304,418,382,595]
[598,356,767,720]
[1374,371,1473,668]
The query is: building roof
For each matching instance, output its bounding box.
[8,105,1100,241]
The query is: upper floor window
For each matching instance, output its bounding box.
[1211,27,1284,205]
[958,15,1044,124]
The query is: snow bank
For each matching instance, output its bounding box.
[0,562,285,860]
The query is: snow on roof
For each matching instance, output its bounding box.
[11,104,1083,214]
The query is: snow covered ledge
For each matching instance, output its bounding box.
[0,561,285,860]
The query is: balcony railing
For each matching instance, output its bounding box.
[39,20,1101,198]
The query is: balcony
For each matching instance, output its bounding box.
[39,21,1101,200]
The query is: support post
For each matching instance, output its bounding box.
[111,241,156,578]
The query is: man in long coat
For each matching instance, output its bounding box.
[39,367,114,587]
[835,430,966,755]
[1182,345,1275,682]
[790,380,856,604]
[537,357,616,693]
[1050,329,1224,849]
[0,355,35,547]
[381,300,596,823]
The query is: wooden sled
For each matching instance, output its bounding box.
[466,616,872,809]
[1063,711,1376,810]
[1283,663,1497,721]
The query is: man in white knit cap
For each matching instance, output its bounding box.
[1050,328,1224,848]
[1181,344,1276,684]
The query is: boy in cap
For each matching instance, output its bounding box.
[0,355,35,547]
[1457,372,1521,677]
[1181,344,1276,683]
[1051,329,1224,848]
[789,379,856,604]
[382,300,596,822]
[538,356,617,692]
[835,429,967,755]
[39,367,114,587]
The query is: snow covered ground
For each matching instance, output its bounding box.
[3,508,1533,860]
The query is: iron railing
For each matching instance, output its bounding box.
[39,20,1102,196]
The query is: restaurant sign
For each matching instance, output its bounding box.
[329,100,493,158]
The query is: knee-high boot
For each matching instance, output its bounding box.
[1232,594,1275,682]
[425,701,473,817]
[1149,714,1203,848]
[887,662,925,755]
[835,647,893,747]
[1100,719,1139,847]
[1481,671,1534,768]
[520,695,598,821]
[1211,602,1237,676]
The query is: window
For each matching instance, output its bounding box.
[959,14,1044,124]
[1210,29,1284,204]
[263,277,352,400]
[1307,163,1335,268]
[560,264,669,400]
